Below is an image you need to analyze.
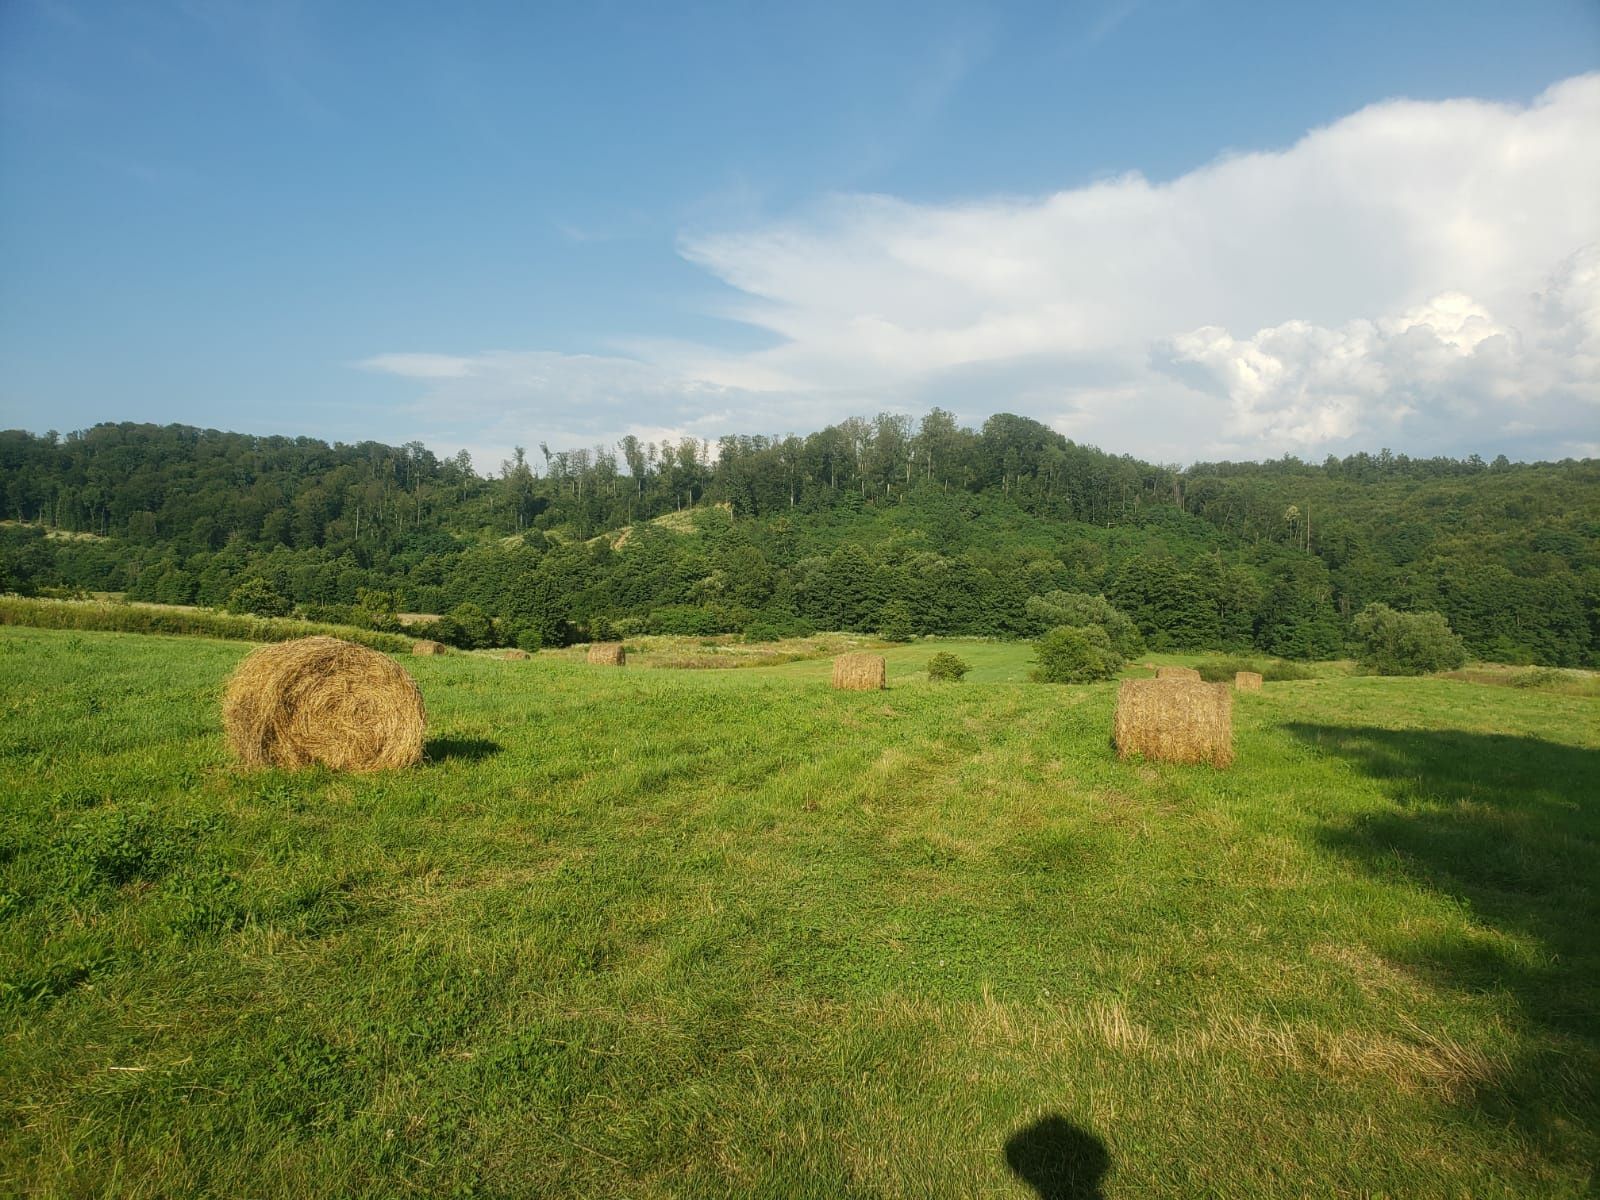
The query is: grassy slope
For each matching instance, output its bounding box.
[0,628,1595,1198]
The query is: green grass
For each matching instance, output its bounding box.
[0,627,1596,1198]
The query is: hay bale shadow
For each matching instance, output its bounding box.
[423,736,503,763]
[1003,1114,1110,1199]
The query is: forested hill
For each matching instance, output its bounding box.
[2,417,1597,665]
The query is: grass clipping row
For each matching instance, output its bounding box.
[1114,678,1233,768]
[223,635,426,772]
[832,652,887,691]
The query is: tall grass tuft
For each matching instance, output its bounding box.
[0,596,413,652]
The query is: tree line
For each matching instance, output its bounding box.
[1,416,1595,664]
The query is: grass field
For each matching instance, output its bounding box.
[1,627,1596,1197]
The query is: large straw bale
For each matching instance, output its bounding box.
[412,639,446,656]
[1234,671,1263,692]
[502,648,530,660]
[832,652,887,691]
[1113,678,1233,768]
[587,642,626,666]
[223,635,425,772]
[1156,665,1201,680]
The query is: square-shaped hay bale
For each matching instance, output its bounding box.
[1156,665,1201,680]
[1114,678,1233,768]
[587,643,626,666]
[1234,670,1263,692]
[832,652,887,691]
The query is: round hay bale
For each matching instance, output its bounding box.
[587,642,626,666]
[412,639,446,656]
[1113,678,1233,768]
[222,636,426,772]
[832,652,887,691]
[1156,665,1201,681]
[502,648,530,661]
[1234,670,1263,692]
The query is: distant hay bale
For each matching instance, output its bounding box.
[222,635,425,772]
[1235,670,1263,692]
[502,648,530,661]
[1156,665,1201,680]
[412,639,445,656]
[1113,678,1233,768]
[587,643,626,666]
[832,652,887,691]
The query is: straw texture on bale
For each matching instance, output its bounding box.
[1235,671,1263,692]
[1113,678,1234,768]
[411,639,445,656]
[1156,665,1201,680]
[222,635,426,772]
[832,652,887,691]
[587,643,626,666]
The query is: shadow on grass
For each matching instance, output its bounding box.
[423,736,503,764]
[1287,723,1600,1158]
[1003,1114,1109,1200]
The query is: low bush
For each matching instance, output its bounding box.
[879,600,915,643]
[1024,591,1143,657]
[1033,625,1123,684]
[1510,666,1566,688]
[1261,660,1315,681]
[1352,603,1467,675]
[927,652,970,682]
[225,577,292,619]
[1196,657,1260,683]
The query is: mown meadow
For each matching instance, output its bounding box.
[1,626,1596,1197]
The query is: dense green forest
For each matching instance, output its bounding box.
[2,417,1596,664]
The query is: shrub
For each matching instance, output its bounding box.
[927,652,970,682]
[444,602,496,650]
[1196,657,1260,683]
[1033,625,1123,684]
[515,627,543,653]
[1261,660,1314,682]
[878,600,915,643]
[225,577,292,619]
[1351,603,1467,675]
[647,604,735,636]
[743,612,814,643]
[1510,666,1565,688]
[1024,592,1142,657]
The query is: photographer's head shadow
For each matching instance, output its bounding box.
[1004,1114,1110,1200]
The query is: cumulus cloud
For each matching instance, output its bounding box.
[365,73,1600,463]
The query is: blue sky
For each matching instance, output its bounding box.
[2,0,1597,468]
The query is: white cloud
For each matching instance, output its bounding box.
[363,74,1600,463]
